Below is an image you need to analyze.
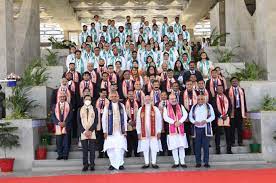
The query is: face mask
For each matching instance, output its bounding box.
[84,100,91,106]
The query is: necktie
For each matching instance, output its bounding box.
[164,73,167,80]
[137,91,141,102]
[86,108,89,122]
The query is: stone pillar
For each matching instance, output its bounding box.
[225,0,257,63]
[15,0,40,76]
[0,0,15,79]
[256,0,276,81]
[210,1,226,45]
[64,30,69,40]
[187,29,194,42]
[218,1,226,45]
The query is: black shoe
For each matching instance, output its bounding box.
[56,156,63,160]
[180,164,187,168]
[90,165,95,171]
[119,165,125,170]
[227,150,233,154]
[167,151,172,156]
[195,164,201,168]
[63,156,68,160]
[108,165,115,170]
[152,164,159,169]
[82,166,89,172]
[134,153,140,157]
[216,148,221,154]
[172,164,179,168]
[98,153,104,158]
[125,153,132,158]
[204,164,210,168]
[141,164,150,169]
[159,152,165,156]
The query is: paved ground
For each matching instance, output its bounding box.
[1,163,276,178]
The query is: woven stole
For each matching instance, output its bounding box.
[141,106,155,138]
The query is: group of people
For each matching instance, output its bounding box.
[51,15,248,172]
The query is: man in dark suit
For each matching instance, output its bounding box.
[226,77,248,146]
[182,61,203,85]
[52,93,73,160]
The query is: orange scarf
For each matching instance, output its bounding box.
[209,78,222,97]
[57,86,71,104]
[122,79,134,98]
[141,105,156,138]
[89,70,97,84]
[183,89,197,111]
[166,78,176,93]
[216,94,230,126]
[100,80,111,93]
[125,99,139,131]
[108,72,117,83]
[96,98,109,130]
[68,71,79,83]
[97,67,107,77]
[134,90,145,107]
[228,86,246,118]
[79,80,94,97]
[55,102,70,135]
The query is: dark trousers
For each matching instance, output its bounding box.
[127,130,138,156]
[72,110,78,138]
[81,139,96,166]
[230,108,243,145]
[215,126,231,151]
[56,132,70,157]
[194,127,210,165]
[185,122,192,154]
[96,130,104,155]
[160,133,168,155]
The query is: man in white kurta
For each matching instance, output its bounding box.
[136,95,162,169]
[102,91,127,170]
[163,93,188,168]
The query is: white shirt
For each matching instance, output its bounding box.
[102,102,127,135]
[66,54,75,70]
[189,104,215,128]
[136,105,162,137]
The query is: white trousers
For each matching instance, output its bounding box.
[143,149,157,165]
[172,147,186,165]
[107,148,125,169]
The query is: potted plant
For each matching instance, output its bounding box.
[249,137,261,153]
[40,133,52,146]
[0,122,20,172]
[5,86,37,119]
[36,135,48,160]
[242,118,252,140]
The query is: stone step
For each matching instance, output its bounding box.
[32,153,265,172]
[45,146,251,160]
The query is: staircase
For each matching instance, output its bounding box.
[32,135,266,172]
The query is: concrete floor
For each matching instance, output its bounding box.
[1,163,276,178]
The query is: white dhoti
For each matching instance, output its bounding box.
[167,133,188,150]
[138,138,162,165]
[103,132,127,169]
[167,133,188,165]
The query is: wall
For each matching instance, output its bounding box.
[225,0,257,63]
[240,81,276,111]
[0,119,45,171]
[260,111,276,162]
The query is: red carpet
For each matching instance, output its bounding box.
[1,168,276,183]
